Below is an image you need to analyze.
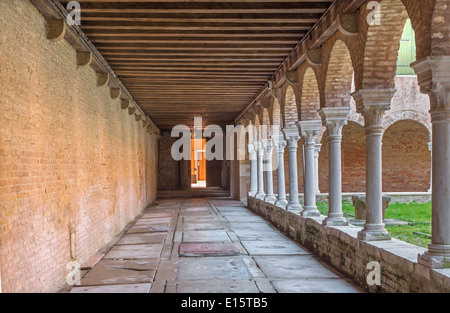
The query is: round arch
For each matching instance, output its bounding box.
[300,67,321,120]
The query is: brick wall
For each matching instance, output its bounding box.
[158,131,181,191]
[0,0,158,292]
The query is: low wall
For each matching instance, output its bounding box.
[248,197,450,293]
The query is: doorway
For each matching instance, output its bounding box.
[191,139,206,188]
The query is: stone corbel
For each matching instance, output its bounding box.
[110,88,121,100]
[337,11,359,37]
[96,72,109,87]
[120,99,129,110]
[286,70,300,85]
[47,19,66,42]
[306,48,322,67]
[128,106,136,115]
[77,51,92,67]
[135,114,142,122]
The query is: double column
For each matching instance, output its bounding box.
[283,127,302,211]
[248,143,258,197]
[254,141,266,200]
[298,121,322,217]
[262,139,277,204]
[319,107,351,226]
[412,56,450,268]
[352,89,396,241]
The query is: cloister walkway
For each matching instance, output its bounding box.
[64,198,363,293]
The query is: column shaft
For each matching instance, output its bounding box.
[275,138,288,208]
[248,143,258,197]
[263,139,277,203]
[255,142,266,199]
[283,128,301,211]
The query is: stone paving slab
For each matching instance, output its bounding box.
[79,259,157,286]
[116,233,167,245]
[176,280,259,293]
[241,240,310,255]
[141,212,174,219]
[179,242,239,257]
[227,222,276,232]
[104,244,163,259]
[127,224,169,234]
[254,256,340,279]
[182,230,231,242]
[183,222,223,231]
[70,283,152,293]
[233,229,289,241]
[176,257,252,282]
[224,215,268,223]
[183,216,221,223]
[272,278,362,293]
[135,217,172,225]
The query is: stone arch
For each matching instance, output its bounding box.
[324,39,355,108]
[284,85,299,127]
[382,119,431,192]
[300,67,321,120]
[382,110,432,141]
[361,0,410,89]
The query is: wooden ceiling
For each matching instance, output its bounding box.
[61,1,333,130]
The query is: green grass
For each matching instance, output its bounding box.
[317,200,432,248]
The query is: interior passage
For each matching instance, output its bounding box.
[66,198,363,293]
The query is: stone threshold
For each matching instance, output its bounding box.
[248,197,450,293]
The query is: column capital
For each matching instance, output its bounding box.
[261,139,274,155]
[319,107,351,137]
[314,143,322,153]
[282,127,300,147]
[297,120,322,144]
[412,56,450,112]
[351,89,396,127]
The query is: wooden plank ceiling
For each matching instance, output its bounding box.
[61,0,333,130]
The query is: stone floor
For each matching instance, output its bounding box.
[66,198,364,293]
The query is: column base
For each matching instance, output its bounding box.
[418,244,450,269]
[275,199,288,209]
[323,216,348,226]
[357,223,391,241]
[248,191,257,197]
[255,192,266,200]
[286,202,302,211]
[301,206,320,217]
[264,194,277,204]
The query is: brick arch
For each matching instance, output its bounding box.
[382,119,431,192]
[300,67,321,120]
[430,0,450,55]
[261,107,271,139]
[284,85,299,127]
[383,110,432,141]
[270,97,282,127]
[361,0,409,89]
[324,39,355,108]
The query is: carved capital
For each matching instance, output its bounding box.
[411,56,450,112]
[298,120,321,145]
[319,107,351,137]
[282,127,300,148]
[352,89,396,127]
[262,139,274,155]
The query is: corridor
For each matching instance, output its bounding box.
[66,198,362,293]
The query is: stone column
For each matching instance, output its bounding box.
[283,127,302,211]
[298,120,322,217]
[255,141,266,200]
[273,135,288,208]
[352,89,396,241]
[319,107,351,226]
[314,143,322,194]
[412,56,450,268]
[428,142,432,193]
[262,139,277,204]
[248,143,258,197]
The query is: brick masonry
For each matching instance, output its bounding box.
[0,0,158,292]
[248,197,450,293]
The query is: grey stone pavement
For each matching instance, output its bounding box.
[66,198,364,293]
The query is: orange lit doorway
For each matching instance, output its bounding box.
[191,139,206,188]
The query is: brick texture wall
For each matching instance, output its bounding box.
[0,0,158,292]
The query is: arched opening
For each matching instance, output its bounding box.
[300,68,321,120]
[382,120,431,192]
[284,85,299,127]
[318,121,366,193]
